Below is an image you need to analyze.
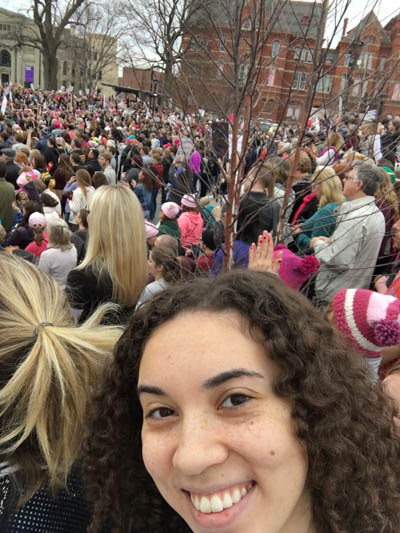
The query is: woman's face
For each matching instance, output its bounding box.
[138,311,312,533]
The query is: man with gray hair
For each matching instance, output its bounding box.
[310,161,385,306]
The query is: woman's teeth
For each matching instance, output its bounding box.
[190,482,253,514]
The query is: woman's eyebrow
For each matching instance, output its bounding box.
[137,385,166,397]
[202,369,264,390]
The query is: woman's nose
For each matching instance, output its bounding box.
[172,415,229,477]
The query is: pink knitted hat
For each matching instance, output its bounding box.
[28,212,47,228]
[161,202,180,220]
[273,245,319,291]
[332,289,400,358]
[145,220,158,239]
[181,194,197,208]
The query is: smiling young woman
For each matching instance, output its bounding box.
[84,271,400,533]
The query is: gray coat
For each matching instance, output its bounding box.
[313,196,385,306]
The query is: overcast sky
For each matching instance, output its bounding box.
[0,0,398,48]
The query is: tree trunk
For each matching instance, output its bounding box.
[42,45,58,90]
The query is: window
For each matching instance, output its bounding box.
[379,57,386,71]
[365,35,376,44]
[301,48,307,61]
[63,60,67,76]
[316,75,333,94]
[344,53,352,67]
[392,84,400,102]
[242,18,252,30]
[97,71,102,81]
[294,47,300,60]
[93,52,98,61]
[307,50,312,62]
[188,37,207,51]
[72,67,75,78]
[301,15,310,26]
[367,54,373,70]
[292,71,307,90]
[219,35,226,52]
[0,24,11,32]
[267,68,276,86]
[272,41,280,58]
[0,50,11,67]
[238,64,250,83]
[62,80,66,88]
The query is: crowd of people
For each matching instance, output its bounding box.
[1,85,400,532]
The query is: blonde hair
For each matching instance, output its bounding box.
[76,168,92,200]
[375,168,399,218]
[327,132,343,150]
[48,218,73,251]
[0,254,122,503]
[292,151,311,174]
[79,185,148,305]
[248,160,279,198]
[312,166,345,208]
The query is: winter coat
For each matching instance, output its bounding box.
[178,211,204,247]
[313,196,385,306]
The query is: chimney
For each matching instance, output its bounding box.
[342,18,349,38]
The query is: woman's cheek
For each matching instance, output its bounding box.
[142,430,170,478]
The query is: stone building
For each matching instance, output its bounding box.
[0,7,118,96]
[0,7,42,87]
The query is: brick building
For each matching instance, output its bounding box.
[181,2,400,123]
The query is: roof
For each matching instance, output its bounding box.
[344,10,390,45]
[0,7,34,25]
[267,1,324,39]
[187,0,324,39]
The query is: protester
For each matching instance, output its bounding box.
[69,169,95,231]
[291,166,345,251]
[158,201,181,241]
[66,184,148,323]
[0,160,15,232]
[84,270,400,533]
[178,194,204,251]
[0,254,121,532]
[136,245,181,308]
[38,218,77,289]
[310,162,385,307]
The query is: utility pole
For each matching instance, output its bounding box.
[276,0,329,243]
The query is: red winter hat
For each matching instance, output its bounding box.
[273,245,319,291]
[332,289,400,359]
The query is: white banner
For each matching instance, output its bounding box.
[1,95,7,114]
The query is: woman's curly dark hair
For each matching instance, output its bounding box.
[84,270,400,533]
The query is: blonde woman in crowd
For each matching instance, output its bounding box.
[66,184,148,324]
[292,166,345,251]
[38,218,77,289]
[0,254,121,532]
[69,169,95,231]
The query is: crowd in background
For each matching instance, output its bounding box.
[1,86,400,532]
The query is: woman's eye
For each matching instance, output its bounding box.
[221,394,250,409]
[147,407,175,420]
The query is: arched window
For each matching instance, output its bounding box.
[63,60,67,76]
[0,50,11,67]
[272,41,280,58]
[294,48,300,60]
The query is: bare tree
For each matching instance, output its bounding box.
[31,0,87,90]
[120,0,206,99]
[70,0,125,92]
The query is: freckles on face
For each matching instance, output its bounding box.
[138,311,311,533]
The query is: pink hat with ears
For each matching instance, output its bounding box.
[28,212,47,228]
[161,202,180,220]
[274,245,319,291]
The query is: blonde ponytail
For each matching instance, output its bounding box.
[0,254,122,503]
